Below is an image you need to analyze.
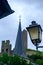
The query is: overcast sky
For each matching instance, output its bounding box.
[0,0,43,51]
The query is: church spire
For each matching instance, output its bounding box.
[19,15,21,22]
[13,17,27,59]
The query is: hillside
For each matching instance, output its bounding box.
[26,49,43,56]
[27,49,43,65]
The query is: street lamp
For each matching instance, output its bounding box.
[0,0,14,19]
[26,21,42,50]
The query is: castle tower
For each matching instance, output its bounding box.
[1,40,11,55]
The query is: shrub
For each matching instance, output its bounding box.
[30,54,42,62]
[36,59,43,65]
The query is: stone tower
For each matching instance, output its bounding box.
[22,30,27,50]
[1,40,11,55]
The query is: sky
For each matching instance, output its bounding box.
[0,0,43,51]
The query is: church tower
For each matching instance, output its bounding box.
[22,29,27,50]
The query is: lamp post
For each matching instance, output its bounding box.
[26,21,42,50]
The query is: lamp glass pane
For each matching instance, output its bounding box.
[29,27,38,40]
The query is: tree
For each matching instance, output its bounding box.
[2,53,9,64]
[0,53,28,65]
[9,55,28,65]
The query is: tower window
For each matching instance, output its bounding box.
[6,49,8,53]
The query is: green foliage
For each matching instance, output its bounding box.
[0,53,28,65]
[9,55,21,65]
[9,55,28,65]
[0,53,9,65]
[27,49,43,65]
[36,59,43,65]
[30,54,42,62]
[30,54,41,59]
[28,53,43,65]
[28,61,33,65]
